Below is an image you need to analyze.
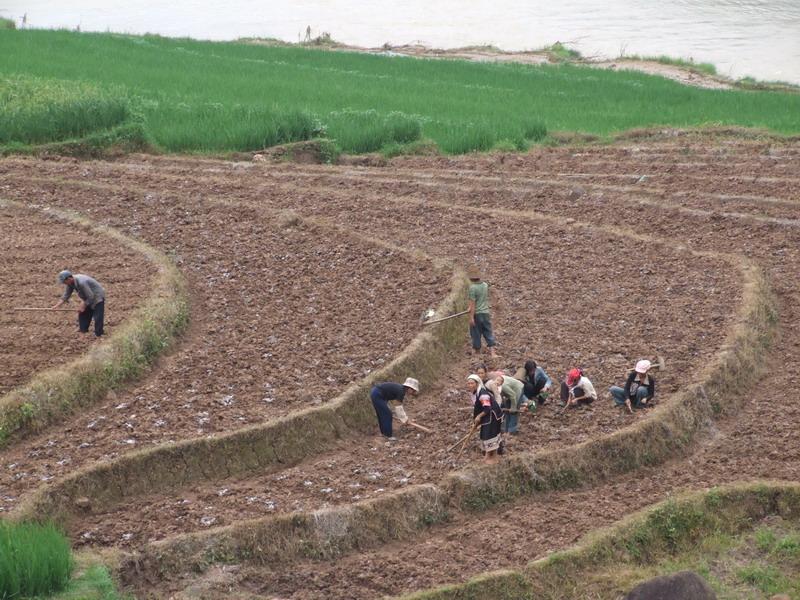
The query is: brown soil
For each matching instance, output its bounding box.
[1,136,799,599]
[0,161,450,512]
[0,202,155,394]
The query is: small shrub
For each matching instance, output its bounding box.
[546,42,582,62]
[0,17,15,30]
[491,139,522,153]
[736,563,787,594]
[0,521,73,598]
[774,533,800,557]
[380,138,439,158]
[755,527,776,552]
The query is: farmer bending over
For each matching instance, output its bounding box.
[51,270,106,337]
[467,265,498,359]
[486,373,526,435]
[560,368,597,408]
[610,359,655,413]
[370,378,419,439]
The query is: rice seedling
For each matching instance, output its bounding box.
[0,521,73,598]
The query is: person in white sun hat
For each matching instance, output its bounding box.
[369,377,420,439]
[610,359,656,414]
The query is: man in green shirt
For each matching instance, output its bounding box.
[467,265,498,358]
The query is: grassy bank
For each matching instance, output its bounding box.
[1,30,800,155]
[0,521,72,598]
[401,483,800,600]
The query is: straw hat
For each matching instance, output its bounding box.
[466,265,481,280]
[403,377,420,393]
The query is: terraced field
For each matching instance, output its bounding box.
[0,134,798,598]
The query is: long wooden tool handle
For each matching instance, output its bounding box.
[455,424,479,461]
[407,420,433,434]
[446,429,472,452]
[422,309,470,326]
[14,308,75,312]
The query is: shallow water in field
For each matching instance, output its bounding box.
[2,0,799,84]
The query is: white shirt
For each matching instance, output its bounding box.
[572,376,597,401]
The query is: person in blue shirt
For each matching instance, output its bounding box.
[521,359,553,408]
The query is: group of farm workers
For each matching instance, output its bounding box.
[371,266,657,462]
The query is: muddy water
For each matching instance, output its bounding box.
[3,0,800,84]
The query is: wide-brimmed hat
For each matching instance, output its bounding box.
[403,377,420,393]
[635,359,652,374]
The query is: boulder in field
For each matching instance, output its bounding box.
[625,571,716,600]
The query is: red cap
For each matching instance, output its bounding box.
[566,368,582,386]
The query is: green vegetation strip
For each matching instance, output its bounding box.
[0,521,73,598]
[1,30,799,155]
[399,482,800,600]
[14,222,467,524]
[0,75,150,157]
[0,200,189,446]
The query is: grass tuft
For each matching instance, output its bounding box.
[0,521,73,598]
[623,54,718,76]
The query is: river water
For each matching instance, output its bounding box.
[2,0,799,84]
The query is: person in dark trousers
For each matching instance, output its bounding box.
[51,270,106,337]
[467,265,498,358]
[370,378,419,438]
[521,359,553,407]
[610,360,656,413]
[467,374,503,463]
[560,367,597,408]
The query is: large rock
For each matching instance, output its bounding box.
[625,571,716,600]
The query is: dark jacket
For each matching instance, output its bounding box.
[623,371,655,401]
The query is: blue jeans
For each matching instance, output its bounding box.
[469,312,496,350]
[503,392,527,433]
[610,385,649,408]
[370,388,393,437]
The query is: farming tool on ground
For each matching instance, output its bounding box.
[420,308,470,326]
[454,422,479,462]
[14,307,75,312]
[395,418,434,434]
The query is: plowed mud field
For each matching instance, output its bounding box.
[1,136,798,599]
[0,203,155,394]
